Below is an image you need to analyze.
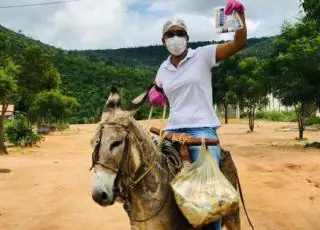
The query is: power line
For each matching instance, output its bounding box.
[0,0,81,9]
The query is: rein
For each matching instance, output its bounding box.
[89,123,178,223]
[90,124,156,190]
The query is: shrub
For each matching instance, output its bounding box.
[240,110,320,126]
[305,116,320,126]
[240,112,248,119]
[5,115,41,147]
[255,111,297,122]
[56,123,70,131]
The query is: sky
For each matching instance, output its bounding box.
[0,0,303,50]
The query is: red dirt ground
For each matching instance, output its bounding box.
[0,119,319,230]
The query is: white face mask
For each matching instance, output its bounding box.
[165,36,187,56]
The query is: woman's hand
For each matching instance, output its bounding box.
[216,0,247,62]
[148,87,166,108]
[225,0,245,15]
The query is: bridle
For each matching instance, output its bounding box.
[89,122,171,223]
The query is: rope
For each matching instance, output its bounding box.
[162,103,167,120]
[147,100,167,149]
[159,103,167,137]
[236,173,255,230]
[148,105,154,120]
[129,143,176,223]
[161,142,183,176]
[129,158,171,223]
[130,158,157,187]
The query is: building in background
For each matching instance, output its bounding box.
[264,94,294,112]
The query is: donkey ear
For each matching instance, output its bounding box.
[101,86,121,120]
[104,86,121,111]
[126,84,153,114]
[104,86,120,109]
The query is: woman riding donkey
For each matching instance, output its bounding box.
[149,1,247,229]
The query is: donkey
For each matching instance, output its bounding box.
[90,87,242,230]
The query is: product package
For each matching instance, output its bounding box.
[215,7,243,33]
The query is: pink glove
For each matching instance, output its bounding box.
[225,0,245,16]
[148,87,166,108]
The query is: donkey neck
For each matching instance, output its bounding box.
[127,143,193,230]
[125,122,171,220]
[129,146,169,217]
[125,120,193,230]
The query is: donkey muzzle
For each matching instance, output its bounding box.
[92,189,115,206]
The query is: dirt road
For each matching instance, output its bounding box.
[0,120,319,230]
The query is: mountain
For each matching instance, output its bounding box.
[0,25,274,123]
[72,37,272,69]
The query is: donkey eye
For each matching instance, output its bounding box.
[110,141,123,151]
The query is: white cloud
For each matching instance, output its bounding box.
[0,0,302,50]
[148,0,227,14]
[148,0,302,37]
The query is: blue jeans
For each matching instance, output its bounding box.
[166,127,222,230]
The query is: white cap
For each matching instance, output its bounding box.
[162,18,188,36]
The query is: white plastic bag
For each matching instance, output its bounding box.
[170,141,239,228]
[215,7,243,33]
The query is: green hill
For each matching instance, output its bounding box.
[72,37,272,69]
[0,25,156,123]
[0,24,274,123]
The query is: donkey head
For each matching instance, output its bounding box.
[90,86,152,206]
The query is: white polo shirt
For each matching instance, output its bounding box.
[155,44,221,130]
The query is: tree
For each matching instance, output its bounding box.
[1,26,273,122]
[271,21,320,139]
[301,0,320,23]
[16,45,61,115]
[229,57,269,132]
[0,33,10,62]
[29,90,79,125]
[0,59,20,154]
[213,56,239,124]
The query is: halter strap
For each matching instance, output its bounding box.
[89,124,157,190]
[89,122,176,223]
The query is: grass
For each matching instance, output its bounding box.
[255,111,297,122]
[241,111,320,126]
